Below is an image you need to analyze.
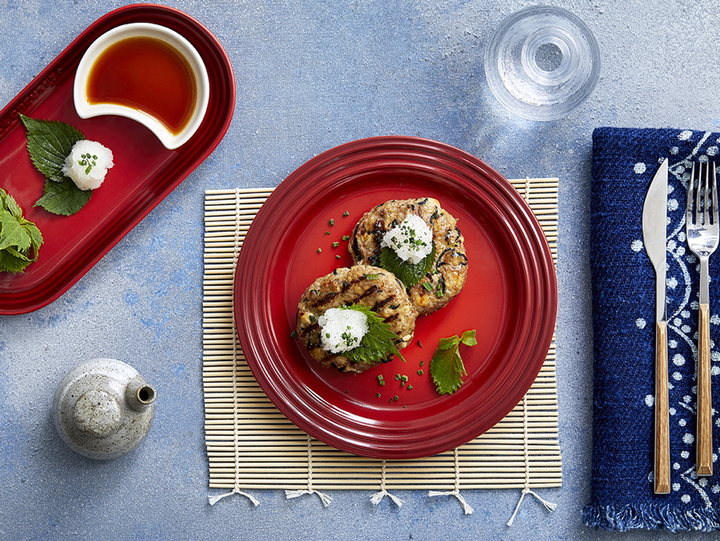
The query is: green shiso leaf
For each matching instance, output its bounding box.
[340,304,406,365]
[34,178,92,216]
[429,330,476,395]
[19,114,92,216]
[20,114,84,182]
[0,211,31,251]
[378,241,436,288]
[20,219,43,249]
[0,188,43,273]
[2,188,22,218]
[0,248,34,273]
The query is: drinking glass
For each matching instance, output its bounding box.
[484,6,600,121]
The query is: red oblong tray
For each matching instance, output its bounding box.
[0,4,235,314]
[234,136,557,459]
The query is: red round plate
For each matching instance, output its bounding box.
[234,136,557,459]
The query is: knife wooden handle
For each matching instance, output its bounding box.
[655,321,670,494]
[697,303,713,476]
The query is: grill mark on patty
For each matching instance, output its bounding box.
[357,284,380,301]
[383,313,400,324]
[372,295,395,312]
[314,291,339,307]
[310,276,384,309]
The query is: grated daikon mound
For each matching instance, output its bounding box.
[381,213,433,264]
[62,140,114,191]
[317,307,368,353]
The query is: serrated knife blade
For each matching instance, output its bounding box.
[641,157,670,494]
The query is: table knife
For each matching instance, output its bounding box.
[642,157,670,494]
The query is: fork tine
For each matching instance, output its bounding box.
[713,162,718,225]
[703,162,711,226]
[696,162,703,224]
[688,162,696,223]
[703,162,712,225]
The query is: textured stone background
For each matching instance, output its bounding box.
[1,1,719,539]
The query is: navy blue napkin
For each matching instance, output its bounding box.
[583,127,720,531]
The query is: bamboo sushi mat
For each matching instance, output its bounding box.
[202,179,561,505]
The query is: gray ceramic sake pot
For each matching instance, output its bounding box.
[53,358,156,460]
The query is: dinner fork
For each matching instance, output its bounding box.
[686,161,718,477]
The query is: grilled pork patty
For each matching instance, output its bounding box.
[296,265,417,373]
[349,197,468,315]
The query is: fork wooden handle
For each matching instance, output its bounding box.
[697,303,713,476]
[655,321,670,494]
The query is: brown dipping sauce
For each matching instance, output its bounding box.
[87,36,197,135]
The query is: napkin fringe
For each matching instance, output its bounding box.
[582,503,720,533]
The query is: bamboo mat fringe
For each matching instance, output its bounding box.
[203,181,561,519]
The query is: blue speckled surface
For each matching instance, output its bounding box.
[2,1,720,539]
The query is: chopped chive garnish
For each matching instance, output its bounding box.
[329,219,335,226]
[343,211,349,217]
[342,235,350,241]
[417,370,423,375]
[332,241,339,248]
[78,152,98,175]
